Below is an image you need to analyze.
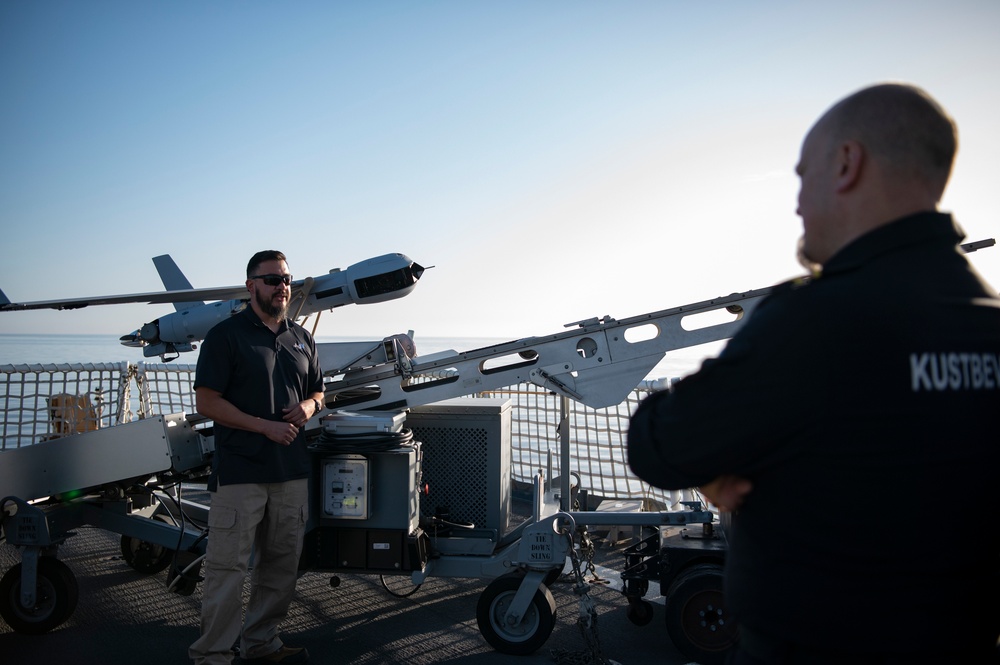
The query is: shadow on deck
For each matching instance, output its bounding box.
[0,501,700,665]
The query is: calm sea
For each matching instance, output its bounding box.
[0,333,722,381]
[0,333,508,366]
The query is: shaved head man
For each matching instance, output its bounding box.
[796,84,957,266]
[628,84,1000,664]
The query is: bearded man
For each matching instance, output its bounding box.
[190,250,324,665]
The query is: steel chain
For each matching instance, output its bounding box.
[549,529,617,665]
[578,530,609,586]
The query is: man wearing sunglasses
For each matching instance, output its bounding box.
[190,250,324,665]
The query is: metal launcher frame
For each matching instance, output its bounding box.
[0,284,770,661]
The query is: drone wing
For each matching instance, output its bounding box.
[0,284,252,312]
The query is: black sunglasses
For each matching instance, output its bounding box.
[250,274,293,286]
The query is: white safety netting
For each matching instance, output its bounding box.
[1,362,684,507]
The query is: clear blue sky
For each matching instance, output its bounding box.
[2,1,998,344]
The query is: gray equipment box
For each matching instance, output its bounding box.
[0,416,189,502]
[406,397,512,536]
[318,445,420,531]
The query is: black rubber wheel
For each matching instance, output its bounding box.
[626,598,655,626]
[0,558,79,634]
[44,558,79,625]
[120,513,176,574]
[664,563,737,665]
[476,573,557,655]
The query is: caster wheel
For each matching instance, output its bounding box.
[121,513,176,574]
[476,573,557,655]
[0,558,79,634]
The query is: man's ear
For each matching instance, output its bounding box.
[834,140,864,193]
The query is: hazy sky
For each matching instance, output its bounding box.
[2,1,998,347]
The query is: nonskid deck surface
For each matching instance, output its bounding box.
[0,498,699,665]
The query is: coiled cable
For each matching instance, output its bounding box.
[309,427,415,454]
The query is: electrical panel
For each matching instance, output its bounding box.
[322,455,369,519]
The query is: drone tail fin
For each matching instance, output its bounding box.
[152,255,204,312]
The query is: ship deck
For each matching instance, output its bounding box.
[0,495,701,665]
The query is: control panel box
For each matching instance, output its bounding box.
[322,454,369,520]
[319,445,420,532]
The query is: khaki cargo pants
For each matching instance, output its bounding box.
[189,479,308,665]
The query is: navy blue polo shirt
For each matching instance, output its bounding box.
[194,306,323,488]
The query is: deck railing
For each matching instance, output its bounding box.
[1,362,686,508]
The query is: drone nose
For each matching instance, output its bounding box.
[120,330,143,347]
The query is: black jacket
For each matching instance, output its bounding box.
[628,212,1000,656]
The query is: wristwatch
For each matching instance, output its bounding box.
[313,398,323,414]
